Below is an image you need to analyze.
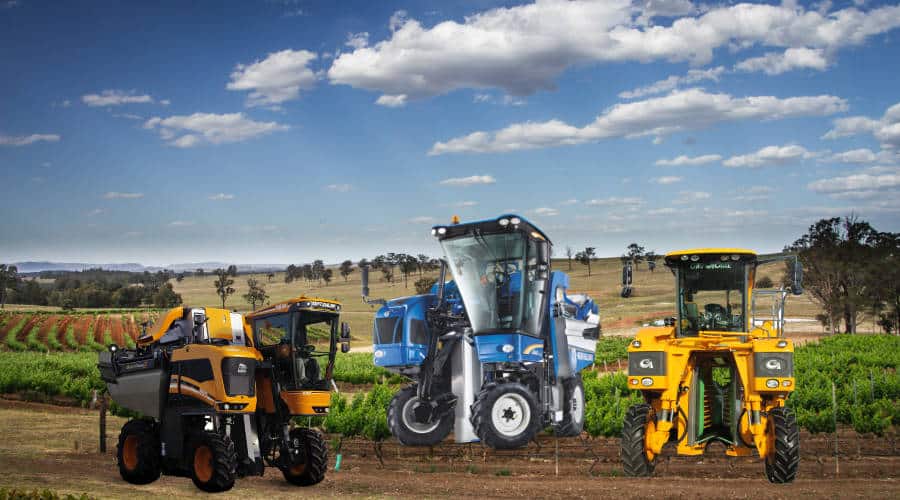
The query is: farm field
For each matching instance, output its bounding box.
[0,399,897,499]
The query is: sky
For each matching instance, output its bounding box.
[1,0,899,266]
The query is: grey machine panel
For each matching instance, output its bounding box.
[451,334,482,443]
[107,368,167,419]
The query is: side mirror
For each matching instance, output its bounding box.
[361,266,370,299]
[340,342,351,353]
[622,263,633,286]
[791,258,803,295]
[340,322,351,341]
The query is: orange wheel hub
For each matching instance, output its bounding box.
[122,435,139,471]
[194,445,214,483]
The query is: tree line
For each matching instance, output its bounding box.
[0,267,182,310]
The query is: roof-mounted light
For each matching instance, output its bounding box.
[510,217,521,225]
[498,218,510,226]
[437,227,447,235]
[431,228,438,236]
[681,255,689,261]
[690,255,699,262]
[731,254,740,261]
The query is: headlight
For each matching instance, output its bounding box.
[632,340,641,348]
[641,377,653,386]
[374,350,384,358]
[500,344,514,353]
[782,380,792,387]
[630,378,639,385]
[776,340,788,348]
[437,227,447,235]
[766,379,779,389]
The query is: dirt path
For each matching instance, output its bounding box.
[36,315,60,344]
[15,314,43,342]
[73,315,94,344]
[110,315,126,345]
[0,400,896,499]
[0,314,25,340]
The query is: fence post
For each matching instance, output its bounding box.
[831,382,838,477]
[99,393,108,453]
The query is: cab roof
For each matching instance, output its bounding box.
[245,295,342,319]
[432,214,551,244]
[664,248,757,264]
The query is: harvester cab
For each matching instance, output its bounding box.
[364,215,600,449]
[622,249,803,483]
[98,299,349,492]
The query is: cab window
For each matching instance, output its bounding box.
[254,314,290,346]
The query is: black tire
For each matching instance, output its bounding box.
[281,428,328,486]
[189,432,237,493]
[388,385,454,446]
[765,407,800,484]
[554,376,585,437]
[621,403,656,477]
[116,418,161,485]
[471,380,540,450]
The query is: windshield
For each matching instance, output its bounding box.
[254,311,336,347]
[675,260,747,336]
[441,231,547,336]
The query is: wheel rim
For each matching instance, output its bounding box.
[122,435,139,471]
[193,445,214,483]
[491,392,531,438]
[570,385,584,425]
[401,397,441,434]
[289,462,307,476]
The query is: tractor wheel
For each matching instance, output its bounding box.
[471,380,540,450]
[116,418,161,485]
[765,407,800,484]
[388,385,454,446]
[281,428,328,486]
[553,376,585,437]
[189,432,237,492]
[621,403,656,477]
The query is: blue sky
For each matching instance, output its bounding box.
[2,0,899,265]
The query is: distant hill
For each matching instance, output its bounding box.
[13,261,287,274]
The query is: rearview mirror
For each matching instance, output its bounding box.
[340,322,351,341]
[340,342,351,354]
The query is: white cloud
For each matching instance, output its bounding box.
[646,207,677,215]
[112,113,143,120]
[454,200,478,207]
[822,101,900,149]
[734,47,829,75]
[531,207,559,216]
[325,184,353,192]
[104,191,144,199]
[673,191,711,204]
[585,197,643,207]
[820,148,900,164]
[169,220,195,227]
[409,216,436,224]
[143,113,289,147]
[375,94,408,107]
[651,176,683,184]
[430,89,846,155]
[655,154,722,166]
[619,66,724,99]
[560,198,579,205]
[82,90,155,107]
[86,208,105,217]
[346,32,370,50]
[808,168,900,195]
[734,185,774,201]
[439,175,496,186]
[723,144,818,168]
[227,49,318,108]
[0,133,60,146]
[208,193,235,200]
[328,1,900,102]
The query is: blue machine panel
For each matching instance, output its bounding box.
[372,294,434,367]
[473,333,544,364]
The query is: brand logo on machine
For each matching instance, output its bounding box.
[236,363,248,375]
[639,358,654,369]
[765,359,782,371]
[576,352,593,361]
[690,262,733,270]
